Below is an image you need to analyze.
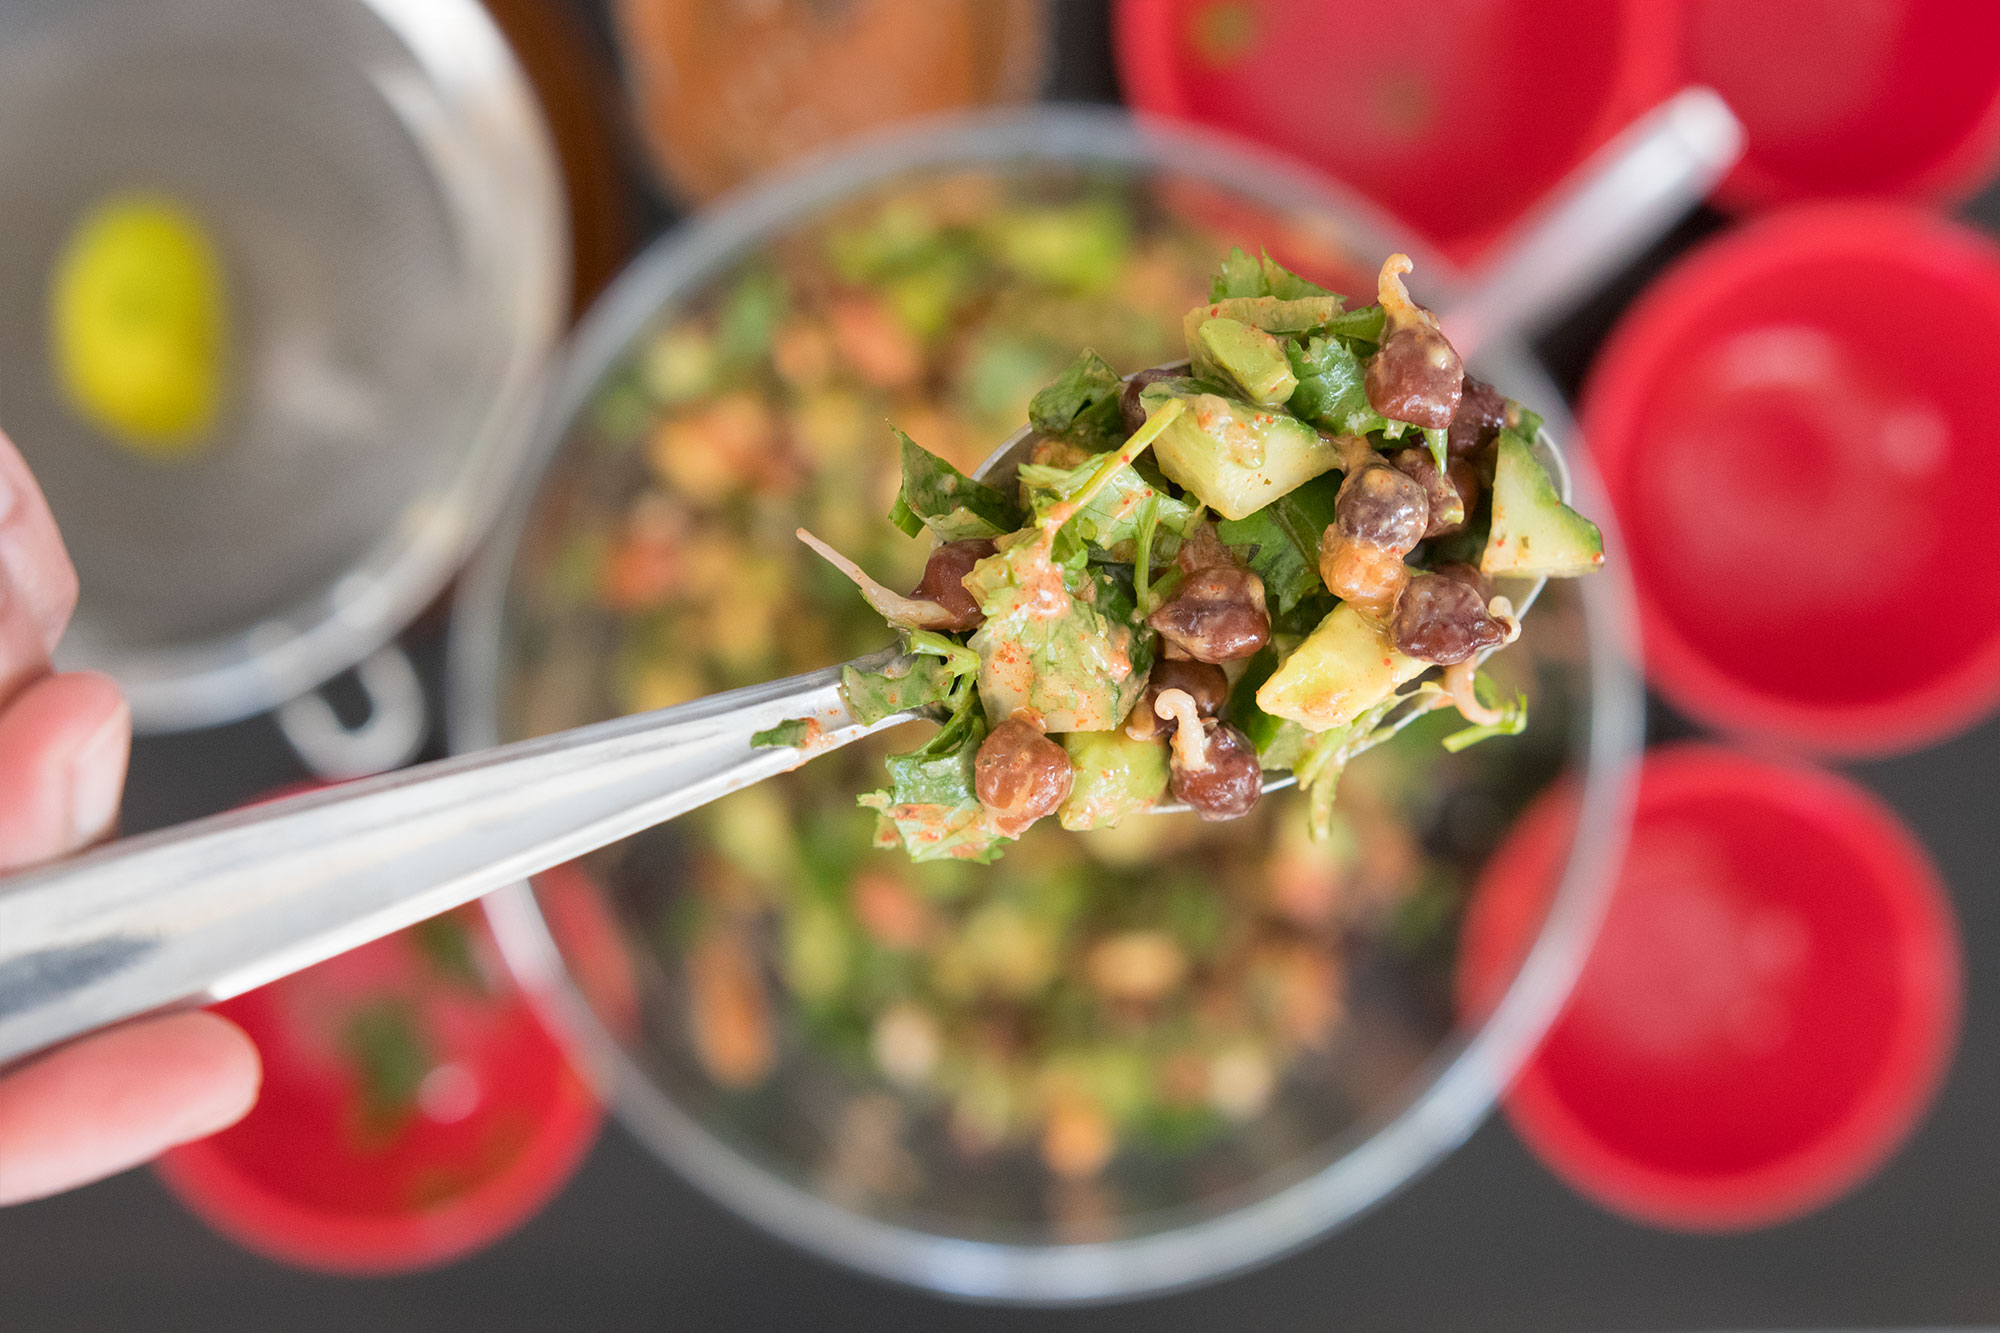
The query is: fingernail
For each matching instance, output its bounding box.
[67,698,129,846]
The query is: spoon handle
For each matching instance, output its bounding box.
[0,650,911,1067]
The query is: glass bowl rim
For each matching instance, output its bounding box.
[447,104,1644,1304]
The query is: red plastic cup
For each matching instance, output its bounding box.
[1113,0,1675,261]
[1583,204,2000,755]
[1676,0,2000,209]
[155,789,601,1274]
[1459,745,1961,1231]
[155,913,601,1274]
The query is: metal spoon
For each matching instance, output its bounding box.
[0,91,1742,1069]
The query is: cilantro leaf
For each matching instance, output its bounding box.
[887,426,1019,541]
[1210,246,1265,299]
[1285,335,1385,437]
[858,696,1007,863]
[840,656,958,726]
[1017,450,1199,555]
[1208,246,1334,301]
[751,718,817,749]
[839,630,980,725]
[1028,350,1127,454]
[1215,469,1342,612]
[1255,252,1332,300]
[964,537,1153,733]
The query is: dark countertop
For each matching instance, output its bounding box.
[5,4,1999,1329]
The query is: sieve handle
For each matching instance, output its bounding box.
[277,644,429,779]
[1440,86,1745,358]
[0,650,912,1068]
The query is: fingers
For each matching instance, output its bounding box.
[0,671,130,872]
[0,1011,261,1206]
[0,429,78,707]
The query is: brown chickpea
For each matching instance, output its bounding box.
[1364,253,1465,430]
[1318,530,1410,620]
[1366,325,1464,429]
[1147,565,1270,663]
[974,718,1074,835]
[1335,463,1428,555]
[1169,721,1262,821]
[1126,659,1230,741]
[1388,447,1477,538]
[911,538,996,631]
[1120,366,1183,436]
[1392,571,1508,665]
[1447,374,1511,458]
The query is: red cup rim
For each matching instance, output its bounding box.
[1582,202,2000,756]
[1676,2,2000,210]
[1112,0,1679,261]
[155,1060,600,1275]
[1461,744,1961,1230]
[154,782,603,1276]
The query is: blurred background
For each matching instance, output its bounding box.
[6,0,2000,1328]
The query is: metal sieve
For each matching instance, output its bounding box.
[0,0,567,761]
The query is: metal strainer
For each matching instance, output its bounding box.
[0,0,566,757]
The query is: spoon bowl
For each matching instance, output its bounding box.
[960,361,1572,809]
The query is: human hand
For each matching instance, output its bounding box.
[0,430,260,1206]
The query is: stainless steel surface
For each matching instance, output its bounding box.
[0,95,1701,1094]
[0,0,568,733]
[0,353,1576,1072]
[0,645,912,1068]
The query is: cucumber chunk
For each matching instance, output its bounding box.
[1140,381,1339,521]
[1480,431,1604,578]
[1255,602,1426,733]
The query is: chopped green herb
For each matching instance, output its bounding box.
[342,999,430,1146]
[752,718,817,749]
[886,426,1020,541]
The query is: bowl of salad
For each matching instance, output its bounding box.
[450,107,1642,1301]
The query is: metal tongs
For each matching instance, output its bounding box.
[0,92,1742,1069]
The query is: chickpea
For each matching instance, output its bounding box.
[1447,374,1511,458]
[1335,463,1429,555]
[910,538,996,631]
[1120,366,1182,436]
[974,718,1074,835]
[1147,566,1270,663]
[1318,530,1409,620]
[1364,255,1464,429]
[1389,447,1478,539]
[1366,327,1464,429]
[1169,721,1262,821]
[1392,571,1508,665]
[1125,659,1229,741]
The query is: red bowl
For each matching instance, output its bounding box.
[156,898,601,1274]
[1582,204,2000,755]
[1677,0,2000,209]
[1114,0,1675,261]
[1460,745,1961,1231]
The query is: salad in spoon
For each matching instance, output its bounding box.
[768,248,1602,863]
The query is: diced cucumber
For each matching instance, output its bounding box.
[1058,730,1170,830]
[1188,315,1297,406]
[1480,431,1604,578]
[1140,382,1338,521]
[1255,602,1426,732]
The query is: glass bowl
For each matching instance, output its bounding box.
[449,107,1642,1302]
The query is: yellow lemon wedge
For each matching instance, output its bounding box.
[49,193,228,459]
